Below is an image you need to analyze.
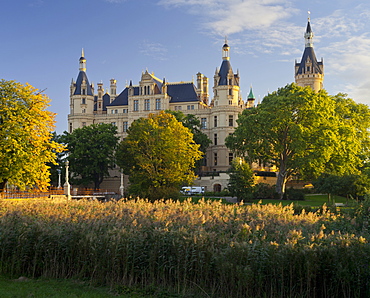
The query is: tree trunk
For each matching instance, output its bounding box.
[0,180,7,199]
[276,157,288,199]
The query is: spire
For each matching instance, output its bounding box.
[305,11,314,48]
[222,38,230,61]
[247,86,255,100]
[79,48,86,72]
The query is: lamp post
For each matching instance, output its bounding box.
[119,172,124,197]
[57,169,61,189]
[64,161,71,200]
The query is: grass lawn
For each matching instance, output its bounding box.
[0,277,146,298]
[251,194,348,207]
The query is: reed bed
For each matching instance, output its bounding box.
[0,198,369,297]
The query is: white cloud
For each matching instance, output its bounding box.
[324,34,370,104]
[158,0,297,35]
[139,40,168,61]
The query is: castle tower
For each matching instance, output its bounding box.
[68,49,95,131]
[246,86,255,108]
[196,72,209,104]
[212,41,241,106]
[295,13,324,91]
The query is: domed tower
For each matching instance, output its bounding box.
[68,49,95,132]
[212,41,241,106]
[295,13,324,91]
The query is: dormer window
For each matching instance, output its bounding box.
[82,89,86,95]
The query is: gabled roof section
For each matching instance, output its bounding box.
[167,83,199,103]
[108,87,129,106]
[218,60,233,85]
[295,47,323,75]
[93,94,111,111]
[74,71,93,96]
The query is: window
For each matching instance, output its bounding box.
[214,116,217,127]
[229,115,233,127]
[111,122,116,126]
[82,122,86,127]
[98,102,101,109]
[187,105,190,110]
[115,109,118,114]
[155,99,161,110]
[134,100,139,111]
[69,123,72,133]
[111,110,114,114]
[191,105,194,110]
[214,133,217,146]
[229,88,232,96]
[82,109,86,113]
[123,109,128,113]
[201,118,207,129]
[82,89,86,95]
[229,153,233,165]
[81,98,86,105]
[214,153,218,166]
[144,99,150,111]
[123,121,128,132]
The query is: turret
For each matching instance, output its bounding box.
[295,12,324,92]
[110,79,117,102]
[246,86,255,108]
[212,41,240,106]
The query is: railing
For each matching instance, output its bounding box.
[0,187,116,200]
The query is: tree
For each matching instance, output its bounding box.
[0,80,65,192]
[313,174,370,202]
[226,83,370,199]
[116,111,203,201]
[47,132,68,187]
[62,123,119,190]
[227,159,255,202]
[166,110,211,172]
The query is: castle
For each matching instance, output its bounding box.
[68,17,323,193]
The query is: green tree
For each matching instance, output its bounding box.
[0,80,64,192]
[227,159,255,202]
[62,123,119,190]
[166,111,211,172]
[116,111,203,201]
[226,83,370,199]
[313,174,370,202]
[47,132,67,187]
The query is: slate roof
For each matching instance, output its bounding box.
[73,71,93,96]
[108,88,129,106]
[107,86,140,107]
[295,47,323,75]
[218,60,232,85]
[93,93,111,111]
[167,83,199,103]
[306,21,312,34]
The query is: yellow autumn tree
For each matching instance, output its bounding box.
[0,80,65,192]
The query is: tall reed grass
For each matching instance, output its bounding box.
[0,198,369,297]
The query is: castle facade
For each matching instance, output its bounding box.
[68,18,323,193]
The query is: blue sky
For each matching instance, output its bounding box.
[2,0,370,134]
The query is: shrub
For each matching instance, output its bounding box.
[252,183,278,199]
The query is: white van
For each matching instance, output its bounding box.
[180,186,205,195]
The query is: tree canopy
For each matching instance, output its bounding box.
[0,80,64,191]
[166,110,211,172]
[226,83,370,198]
[62,123,119,190]
[116,111,203,200]
[227,159,255,202]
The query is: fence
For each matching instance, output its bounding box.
[0,187,117,200]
